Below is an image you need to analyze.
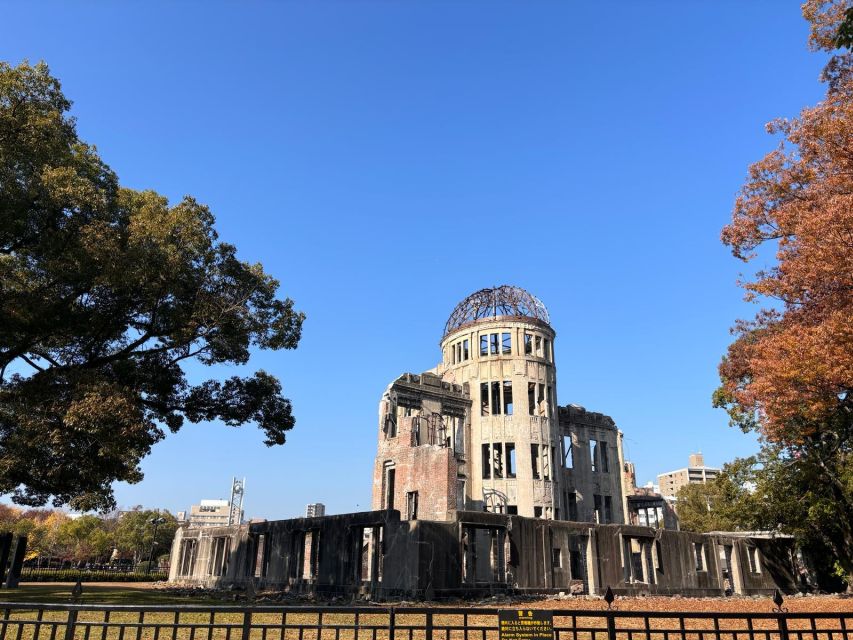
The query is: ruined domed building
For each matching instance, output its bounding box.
[373,285,625,525]
[168,286,800,599]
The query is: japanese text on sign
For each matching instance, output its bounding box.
[499,610,554,640]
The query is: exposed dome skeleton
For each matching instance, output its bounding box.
[443,285,551,338]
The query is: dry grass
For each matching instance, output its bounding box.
[0,587,851,640]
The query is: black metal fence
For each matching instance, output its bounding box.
[0,604,849,640]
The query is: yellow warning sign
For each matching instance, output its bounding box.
[499,610,554,640]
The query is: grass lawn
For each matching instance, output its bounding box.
[0,584,225,606]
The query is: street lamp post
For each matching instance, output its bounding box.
[147,516,166,576]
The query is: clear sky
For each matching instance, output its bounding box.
[1,2,828,519]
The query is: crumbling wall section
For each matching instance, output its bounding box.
[168,510,797,599]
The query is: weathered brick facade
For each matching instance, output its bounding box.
[372,373,470,521]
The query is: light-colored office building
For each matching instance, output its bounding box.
[657,453,721,499]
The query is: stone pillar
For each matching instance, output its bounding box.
[5,535,27,588]
[0,532,12,585]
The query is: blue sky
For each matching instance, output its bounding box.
[1,2,828,519]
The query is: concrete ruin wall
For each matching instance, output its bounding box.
[168,509,797,598]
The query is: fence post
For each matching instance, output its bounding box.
[605,611,616,640]
[241,610,253,640]
[426,611,433,640]
[63,610,78,640]
[389,607,396,640]
[777,614,789,640]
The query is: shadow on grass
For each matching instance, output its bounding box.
[0,585,225,606]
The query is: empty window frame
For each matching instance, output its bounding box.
[463,339,469,360]
[694,542,706,572]
[535,335,542,357]
[567,491,578,521]
[491,382,501,415]
[209,536,230,577]
[531,444,540,479]
[604,496,613,524]
[482,443,515,480]
[600,443,610,473]
[534,506,543,519]
[501,332,511,354]
[253,534,267,578]
[406,491,418,520]
[490,333,499,355]
[563,435,574,468]
[552,548,562,568]
[492,442,504,478]
[589,439,599,472]
[546,446,553,481]
[524,333,533,355]
[502,380,513,415]
[528,382,535,415]
[537,384,546,416]
[747,546,762,574]
[480,383,490,416]
[178,539,197,576]
[384,464,396,510]
[506,505,518,515]
[593,494,602,523]
[482,444,491,479]
[544,338,551,362]
[480,335,488,356]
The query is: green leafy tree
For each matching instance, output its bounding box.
[674,465,750,534]
[114,509,178,564]
[55,515,111,563]
[0,61,304,511]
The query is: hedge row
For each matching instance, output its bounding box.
[20,569,168,582]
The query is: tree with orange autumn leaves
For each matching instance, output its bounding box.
[713,0,853,590]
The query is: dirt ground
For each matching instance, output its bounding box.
[6,582,853,612]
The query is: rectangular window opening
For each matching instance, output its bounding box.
[601,443,610,473]
[491,381,501,415]
[694,542,706,572]
[590,439,599,473]
[528,382,535,416]
[506,442,516,478]
[534,506,543,519]
[524,333,533,355]
[463,339,469,360]
[567,491,578,521]
[480,383,490,417]
[384,465,396,511]
[531,444,540,479]
[535,335,542,357]
[492,442,503,478]
[480,335,488,357]
[502,380,513,415]
[482,444,491,479]
[490,333,499,355]
[501,332,511,355]
[552,548,562,568]
[563,435,573,468]
[604,495,613,524]
[406,491,418,520]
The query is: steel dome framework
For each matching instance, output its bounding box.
[443,285,550,338]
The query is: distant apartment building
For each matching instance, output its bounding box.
[305,503,325,518]
[188,500,233,527]
[657,452,720,499]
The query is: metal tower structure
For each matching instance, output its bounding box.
[228,477,245,526]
